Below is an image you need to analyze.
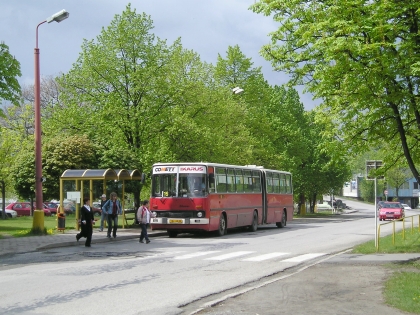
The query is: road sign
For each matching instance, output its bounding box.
[366,160,384,180]
[384,190,388,195]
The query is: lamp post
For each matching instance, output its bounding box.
[232,87,244,94]
[33,10,69,229]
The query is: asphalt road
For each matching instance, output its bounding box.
[1,198,419,315]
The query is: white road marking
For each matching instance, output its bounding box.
[174,251,221,260]
[281,253,326,262]
[204,251,255,260]
[242,252,289,262]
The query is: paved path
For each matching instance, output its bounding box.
[0,226,166,257]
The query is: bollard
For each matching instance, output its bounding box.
[57,212,65,232]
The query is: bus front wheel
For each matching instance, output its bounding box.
[168,230,178,238]
[276,210,287,228]
[217,214,226,236]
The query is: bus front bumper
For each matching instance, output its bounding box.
[151,217,210,225]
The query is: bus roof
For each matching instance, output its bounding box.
[152,162,291,175]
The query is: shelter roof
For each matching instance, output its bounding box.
[60,169,142,180]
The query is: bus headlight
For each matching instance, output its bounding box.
[152,211,157,217]
[197,211,204,218]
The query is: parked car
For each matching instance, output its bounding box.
[92,201,101,208]
[378,202,404,221]
[44,202,59,215]
[92,206,102,217]
[5,202,51,217]
[315,202,333,212]
[0,209,18,218]
[58,202,76,215]
[401,203,412,210]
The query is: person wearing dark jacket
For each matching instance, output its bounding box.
[76,197,95,247]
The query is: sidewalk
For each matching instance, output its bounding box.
[0,226,166,257]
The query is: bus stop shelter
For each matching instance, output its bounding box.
[59,169,142,229]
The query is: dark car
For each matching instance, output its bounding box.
[5,202,51,217]
[378,202,404,221]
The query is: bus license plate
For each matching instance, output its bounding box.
[169,219,183,224]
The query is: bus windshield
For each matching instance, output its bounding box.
[152,173,207,197]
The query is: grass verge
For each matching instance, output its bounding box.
[352,228,420,254]
[0,214,134,238]
[353,228,420,314]
[0,215,76,237]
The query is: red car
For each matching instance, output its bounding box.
[6,202,52,217]
[378,202,404,221]
[44,202,59,215]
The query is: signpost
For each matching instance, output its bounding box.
[366,160,384,248]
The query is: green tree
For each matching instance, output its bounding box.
[10,134,98,200]
[0,42,21,107]
[252,0,420,184]
[214,45,273,166]
[386,167,412,198]
[53,5,253,204]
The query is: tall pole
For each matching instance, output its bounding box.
[34,21,46,212]
[32,10,69,231]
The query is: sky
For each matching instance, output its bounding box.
[0,0,318,109]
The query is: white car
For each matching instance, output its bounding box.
[401,203,412,210]
[1,209,18,218]
[315,202,333,212]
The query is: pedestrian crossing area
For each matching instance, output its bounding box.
[167,250,326,263]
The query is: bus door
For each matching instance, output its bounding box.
[261,171,268,224]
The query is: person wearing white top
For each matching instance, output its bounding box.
[137,200,152,244]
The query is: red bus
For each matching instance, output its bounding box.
[150,162,293,237]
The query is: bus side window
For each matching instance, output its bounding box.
[216,167,227,193]
[235,169,244,193]
[252,170,261,192]
[227,168,235,193]
[273,173,280,193]
[243,170,252,192]
[280,174,286,193]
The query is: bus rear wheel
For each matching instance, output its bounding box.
[276,210,287,228]
[217,214,226,236]
[167,230,178,238]
[250,211,258,232]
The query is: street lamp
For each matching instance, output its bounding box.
[33,9,69,229]
[232,87,244,94]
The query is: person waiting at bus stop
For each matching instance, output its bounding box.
[102,192,122,239]
[98,194,107,232]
